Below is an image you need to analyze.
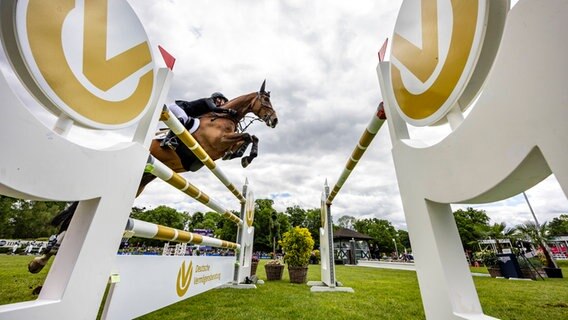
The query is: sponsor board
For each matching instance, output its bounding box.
[103,255,234,319]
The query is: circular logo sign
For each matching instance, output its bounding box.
[389,0,488,126]
[13,0,155,129]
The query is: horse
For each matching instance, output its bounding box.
[28,80,278,274]
[137,80,277,194]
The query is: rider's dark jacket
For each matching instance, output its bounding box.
[175,98,226,118]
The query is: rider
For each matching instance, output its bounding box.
[162,92,236,150]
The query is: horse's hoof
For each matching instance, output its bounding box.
[241,157,250,168]
[28,258,46,274]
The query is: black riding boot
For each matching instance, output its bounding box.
[160,130,179,150]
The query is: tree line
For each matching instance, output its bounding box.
[1,195,567,257]
[453,207,568,252]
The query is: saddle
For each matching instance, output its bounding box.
[156,118,204,172]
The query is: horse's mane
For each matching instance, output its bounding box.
[222,92,257,111]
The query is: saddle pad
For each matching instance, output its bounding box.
[154,118,200,140]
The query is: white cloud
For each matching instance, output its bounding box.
[1,0,565,232]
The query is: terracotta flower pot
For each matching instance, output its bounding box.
[288,266,308,283]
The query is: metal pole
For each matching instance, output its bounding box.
[522,192,541,229]
[522,192,558,269]
[393,238,399,260]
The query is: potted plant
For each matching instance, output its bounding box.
[475,250,501,277]
[250,255,259,276]
[279,226,315,283]
[264,256,284,280]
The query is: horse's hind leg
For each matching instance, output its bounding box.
[241,135,259,168]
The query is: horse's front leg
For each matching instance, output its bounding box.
[220,133,252,161]
[241,135,259,168]
[222,141,248,160]
[28,231,66,274]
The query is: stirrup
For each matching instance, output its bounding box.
[160,137,179,150]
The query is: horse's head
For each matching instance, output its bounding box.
[251,80,278,128]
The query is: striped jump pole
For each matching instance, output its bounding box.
[326,103,386,205]
[145,155,243,226]
[124,218,240,249]
[310,103,386,293]
[160,106,246,204]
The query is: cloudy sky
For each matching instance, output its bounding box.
[1,0,566,230]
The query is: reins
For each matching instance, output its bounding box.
[209,91,273,133]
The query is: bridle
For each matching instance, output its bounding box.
[237,91,274,132]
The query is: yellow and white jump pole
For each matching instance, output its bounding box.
[124,218,240,249]
[326,105,386,205]
[160,106,246,204]
[145,155,243,226]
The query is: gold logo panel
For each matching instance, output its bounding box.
[176,261,193,297]
[390,0,481,125]
[22,0,154,127]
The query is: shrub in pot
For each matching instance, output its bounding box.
[279,226,315,283]
[475,250,501,277]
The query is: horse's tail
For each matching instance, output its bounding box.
[50,201,79,232]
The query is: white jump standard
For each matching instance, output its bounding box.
[376,1,568,319]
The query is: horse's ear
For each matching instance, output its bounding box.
[260,79,266,93]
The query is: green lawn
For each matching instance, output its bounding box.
[1,256,567,319]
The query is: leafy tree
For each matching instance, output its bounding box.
[516,221,558,268]
[187,211,205,230]
[201,211,221,231]
[479,222,516,254]
[304,208,321,248]
[130,205,188,229]
[7,199,65,239]
[217,210,239,242]
[337,215,357,229]
[252,199,277,252]
[453,207,490,252]
[354,218,398,256]
[0,196,15,238]
[548,214,568,236]
[130,206,189,247]
[397,229,411,251]
[276,211,291,237]
[269,211,280,254]
[286,205,306,227]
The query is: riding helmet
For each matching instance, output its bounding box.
[211,92,228,102]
